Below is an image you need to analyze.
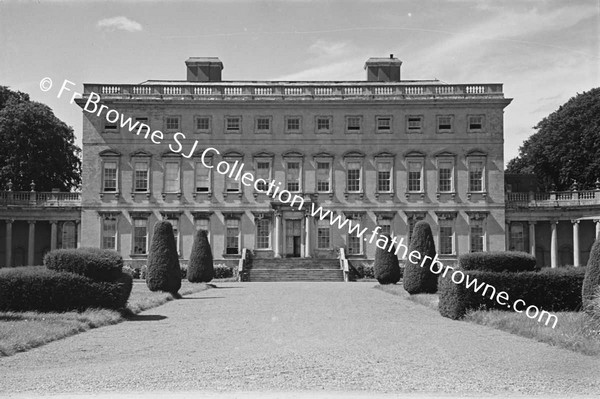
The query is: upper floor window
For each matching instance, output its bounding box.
[225,116,241,133]
[376,116,392,133]
[164,161,180,193]
[103,161,118,192]
[133,161,149,192]
[104,121,118,133]
[468,115,485,132]
[316,116,332,134]
[195,116,211,133]
[406,115,423,133]
[468,159,485,192]
[346,116,362,133]
[376,160,392,193]
[346,161,362,193]
[286,161,301,192]
[316,161,332,193]
[407,160,423,192]
[195,160,211,193]
[437,115,453,133]
[256,116,272,133]
[437,158,454,193]
[286,116,301,133]
[255,160,272,191]
[165,116,180,131]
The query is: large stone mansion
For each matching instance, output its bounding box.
[1,56,598,272]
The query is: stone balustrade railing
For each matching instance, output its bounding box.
[0,191,81,207]
[506,190,600,207]
[82,83,504,100]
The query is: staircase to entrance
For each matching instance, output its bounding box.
[245,258,344,282]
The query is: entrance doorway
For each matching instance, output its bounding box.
[285,219,302,257]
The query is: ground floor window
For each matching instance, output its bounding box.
[256,218,271,249]
[101,219,117,250]
[226,218,240,254]
[470,220,485,252]
[439,220,454,255]
[317,219,331,249]
[510,223,525,252]
[62,221,76,249]
[378,219,392,236]
[165,218,180,255]
[133,219,148,254]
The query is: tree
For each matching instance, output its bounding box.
[582,238,600,312]
[403,221,438,294]
[506,87,600,191]
[146,221,181,295]
[373,234,401,285]
[0,86,81,191]
[187,230,214,283]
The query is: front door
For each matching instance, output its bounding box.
[285,219,302,257]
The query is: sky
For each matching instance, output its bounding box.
[0,0,598,165]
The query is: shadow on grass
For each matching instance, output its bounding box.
[179,296,224,300]
[126,314,167,321]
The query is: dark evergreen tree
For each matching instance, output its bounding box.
[146,221,181,295]
[583,238,600,312]
[372,234,401,284]
[187,229,214,283]
[403,221,438,294]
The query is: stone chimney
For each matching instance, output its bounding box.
[185,57,223,82]
[364,54,402,82]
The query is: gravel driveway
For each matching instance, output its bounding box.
[1,282,599,397]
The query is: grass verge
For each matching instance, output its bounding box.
[0,280,213,357]
[375,284,600,356]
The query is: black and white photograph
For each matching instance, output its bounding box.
[0,0,599,397]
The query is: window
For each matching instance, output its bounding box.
[195,160,211,193]
[286,161,301,192]
[376,116,392,133]
[226,218,240,255]
[468,115,484,132]
[165,116,180,131]
[468,160,484,192]
[316,161,331,192]
[256,117,271,132]
[470,220,485,252]
[377,161,392,192]
[317,219,331,249]
[286,116,301,133]
[346,161,362,193]
[437,115,453,133]
[195,116,211,133]
[378,219,392,236]
[61,222,76,249]
[256,219,271,249]
[226,116,241,133]
[438,159,454,193]
[346,116,362,133]
[510,223,525,252]
[408,160,423,192]
[133,218,148,255]
[439,220,454,255]
[104,122,118,132]
[103,161,118,192]
[255,161,271,192]
[101,218,117,250]
[195,218,210,243]
[134,162,149,192]
[135,117,148,125]
[407,215,425,242]
[166,217,180,254]
[316,116,332,133]
[406,116,423,133]
[164,162,180,193]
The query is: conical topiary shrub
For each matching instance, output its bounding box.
[146,221,181,295]
[373,234,401,284]
[582,238,600,312]
[403,221,438,294]
[187,229,214,283]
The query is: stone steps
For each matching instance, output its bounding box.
[246,268,344,282]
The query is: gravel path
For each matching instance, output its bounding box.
[1,282,599,397]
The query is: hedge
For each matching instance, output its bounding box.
[403,221,438,294]
[146,221,181,295]
[0,266,133,312]
[187,230,214,283]
[44,247,123,282]
[458,251,537,273]
[373,235,401,284]
[214,264,234,279]
[582,239,600,311]
[438,267,586,320]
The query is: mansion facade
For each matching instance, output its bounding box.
[9,56,595,270]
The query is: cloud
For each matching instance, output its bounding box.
[308,39,351,58]
[97,16,143,33]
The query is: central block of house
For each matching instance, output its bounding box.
[78,55,511,268]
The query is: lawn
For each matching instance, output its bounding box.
[0,279,216,357]
[375,284,600,356]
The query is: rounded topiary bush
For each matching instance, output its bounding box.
[583,238,600,311]
[459,251,537,272]
[373,235,401,284]
[403,221,438,294]
[146,221,181,295]
[187,230,214,283]
[44,247,123,282]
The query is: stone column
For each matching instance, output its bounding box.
[76,220,81,248]
[274,211,281,258]
[50,221,58,251]
[5,220,13,267]
[28,220,35,266]
[304,213,311,258]
[572,220,580,267]
[550,220,558,268]
[505,221,511,251]
[528,221,536,257]
[595,219,600,240]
